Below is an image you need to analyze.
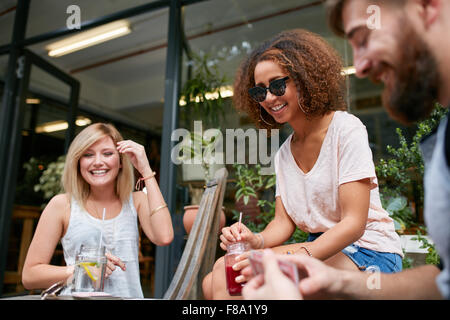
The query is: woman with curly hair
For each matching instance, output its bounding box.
[202,29,403,300]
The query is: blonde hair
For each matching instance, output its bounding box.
[61,123,134,207]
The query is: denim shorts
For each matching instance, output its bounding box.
[307,233,402,273]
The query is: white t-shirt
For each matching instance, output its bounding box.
[275,111,403,256]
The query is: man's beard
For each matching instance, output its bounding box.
[381,25,440,125]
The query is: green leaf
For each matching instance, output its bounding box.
[386,196,407,214]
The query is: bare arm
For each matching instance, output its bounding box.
[337,264,442,299]
[286,179,370,260]
[220,196,296,251]
[134,186,174,246]
[290,254,443,299]
[244,253,443,300]
[116,140,173,246]
[260,196,297,248]
[22,194,73,289]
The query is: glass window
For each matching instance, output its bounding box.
[0,2,15,47]
[26,0,164,38]
[184,0,413,161]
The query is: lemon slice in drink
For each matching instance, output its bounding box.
[79,262,98,281]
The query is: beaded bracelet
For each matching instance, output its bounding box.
[286,246,313,257]
[300,246,313,257]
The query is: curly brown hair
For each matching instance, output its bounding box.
[233,29,347,131]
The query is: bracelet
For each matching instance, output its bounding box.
[300,246,313,257]
[150,204,168,217]
[135,171,156,190]
[255,233,264,249]
[286,246,313,257]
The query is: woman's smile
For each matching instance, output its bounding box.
[269,103,288,113]
[79,136,121,187]
[89,169,109,176]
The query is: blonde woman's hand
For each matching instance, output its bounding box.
[116,140,152,177]
[105,252,126,278]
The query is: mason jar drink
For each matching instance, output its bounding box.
[224,242,249,296]
[73,245,107,293]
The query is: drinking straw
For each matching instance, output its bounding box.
[238,211,242,233]
[98,208,106,249]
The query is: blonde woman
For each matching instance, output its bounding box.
[22,123,173,298]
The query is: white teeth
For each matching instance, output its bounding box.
[272,104,286,112]
[91,170,107,175]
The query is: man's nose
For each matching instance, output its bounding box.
[354,57,371,78]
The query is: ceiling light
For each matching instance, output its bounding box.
[26,98,41,104]
[75,116,92,126]
[179,85,234,106]
[35,116,92,133]
[46,20,131,57]
[35,120,68,133]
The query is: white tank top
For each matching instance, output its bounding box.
[60,194,143,298]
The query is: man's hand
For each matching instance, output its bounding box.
[242,250,303,300]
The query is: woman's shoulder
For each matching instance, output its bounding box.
[41,193,71,220]
[333,111,367,134]
[278,133,293,153]
[48,193,71,208]
[274,134,293,163]
[334,111,365,126]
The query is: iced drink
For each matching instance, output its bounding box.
[73,245,106,293]
[224,242,249,296]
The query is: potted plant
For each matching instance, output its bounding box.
[375,104,448,227]
[230,164,309,243]
[178,51,228,233]
[33,155,66,204]
[232,163,276,224]
[375,104,447,267]
[179,130,225,195]
[179,132,226,233]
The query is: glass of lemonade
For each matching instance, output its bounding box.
[72,245,107,293]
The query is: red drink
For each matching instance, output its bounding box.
[224,242,249,296]
[225,255,243,295]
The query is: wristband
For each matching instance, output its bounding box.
[255,232,264,249]
[135,171,156,190]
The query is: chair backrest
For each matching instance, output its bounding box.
[163,167,228,300]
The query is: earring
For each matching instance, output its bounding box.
[297,100,307,114]
[259,107,274,126]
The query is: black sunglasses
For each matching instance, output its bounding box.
[248,76,289,103]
